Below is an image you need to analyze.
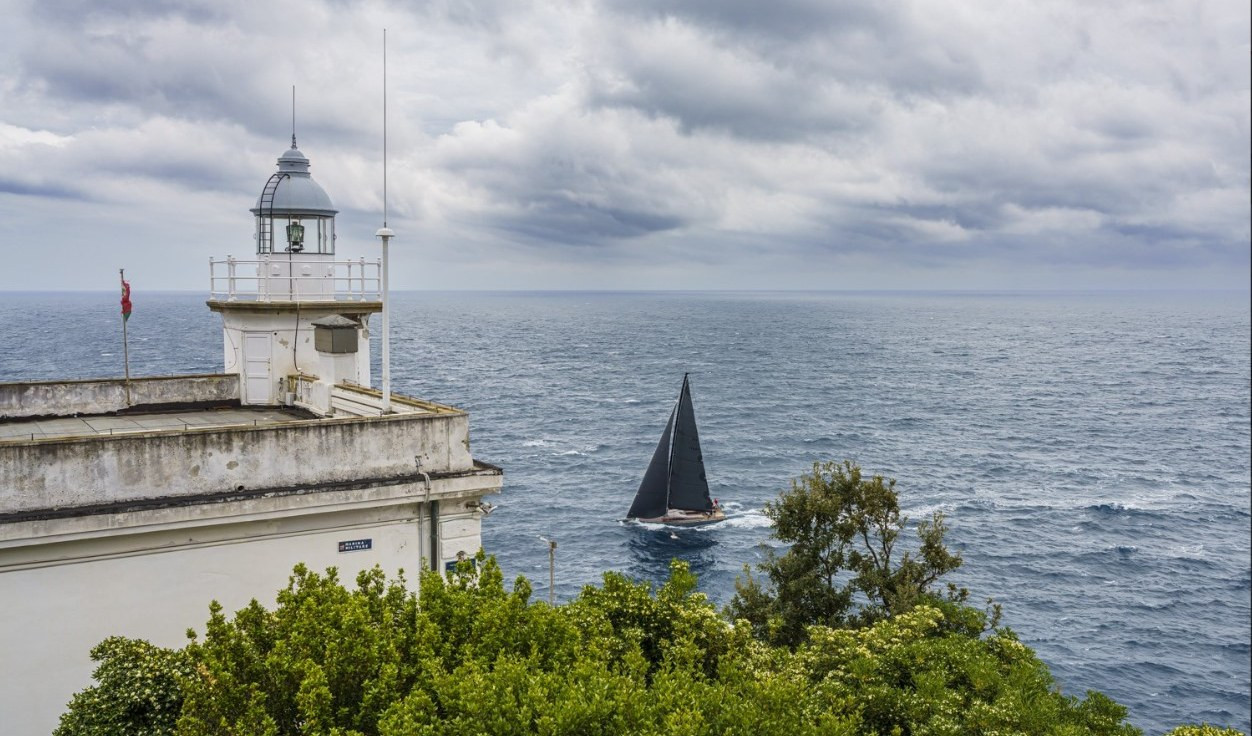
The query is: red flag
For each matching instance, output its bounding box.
[120,277,132,322]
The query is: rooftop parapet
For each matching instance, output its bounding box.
[1,409,476,521]
[0,374,238,420]
[1,375,479,521]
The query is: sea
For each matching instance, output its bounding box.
[2,289,1249,735]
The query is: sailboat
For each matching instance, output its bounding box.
[626,374,726,526]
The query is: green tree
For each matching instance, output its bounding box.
[54,636,192,736]
[796,604,1142,736]
[56,557,1171,736]
[728,459,966,645]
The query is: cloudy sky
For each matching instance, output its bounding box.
[1,0,1248,291]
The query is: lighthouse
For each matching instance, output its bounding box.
[0,136,502,734]
[208,138,382,407]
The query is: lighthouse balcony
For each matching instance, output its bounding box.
[210,255,381,302]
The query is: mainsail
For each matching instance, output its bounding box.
[627,374,713,519]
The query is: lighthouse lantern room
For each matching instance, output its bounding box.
[208,139,383,407]
[255,137,336,256]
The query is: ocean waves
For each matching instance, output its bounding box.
[4,289,1248,735]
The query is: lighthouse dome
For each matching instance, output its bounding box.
[250,144,338,217]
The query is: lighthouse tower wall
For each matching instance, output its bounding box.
[214,306,374,405]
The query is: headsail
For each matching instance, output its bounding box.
[627,374,715,520]
[627,403,674,519]
[667,374,712,512]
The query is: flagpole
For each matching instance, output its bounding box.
[120,268,132,406]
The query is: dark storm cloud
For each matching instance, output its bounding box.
[32,0,228,23]
[601,0,984,94]
[14,1,379,144]
[581,2,982,144]
[427,109,708,247]
[913,132,1228,224]
[0,0,1248,289]
[488,196,687,243]
[606,0,894,40]
[882,202,1008,233]
[584,47,876,142]
[0,178,84,200]
[17,18,264,135]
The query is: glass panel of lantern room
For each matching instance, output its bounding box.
[321,218,335,255]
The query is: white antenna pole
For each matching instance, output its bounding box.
[375,28,394,414]
[291,85,296,147]
[382,31,388,230]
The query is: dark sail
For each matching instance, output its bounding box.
[667,374,713,511]
[627,404,675,519]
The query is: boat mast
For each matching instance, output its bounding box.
[664,373,689,511]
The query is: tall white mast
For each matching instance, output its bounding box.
[375,28,393,414]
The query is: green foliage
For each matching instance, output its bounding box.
[54,636,193,736]
[794,605,1142,736]
[728,460,967,646]
[1164,726,1247,736]
[60,554,1175,735]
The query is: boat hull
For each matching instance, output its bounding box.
[634,507,726,526]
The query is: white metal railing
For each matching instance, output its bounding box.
[209,256,382,301]
[290,373,317,406]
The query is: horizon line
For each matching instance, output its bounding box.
[2,287,1249,295]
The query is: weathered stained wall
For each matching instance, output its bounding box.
[0,412,473,515]
[1,506,423,736]
[0,468,498,736]
[0,374,239,419]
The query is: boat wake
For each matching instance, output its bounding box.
[703,508,771,531]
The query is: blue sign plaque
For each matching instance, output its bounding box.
[338,538,372,553]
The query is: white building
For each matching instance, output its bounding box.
[0,140,502,735]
